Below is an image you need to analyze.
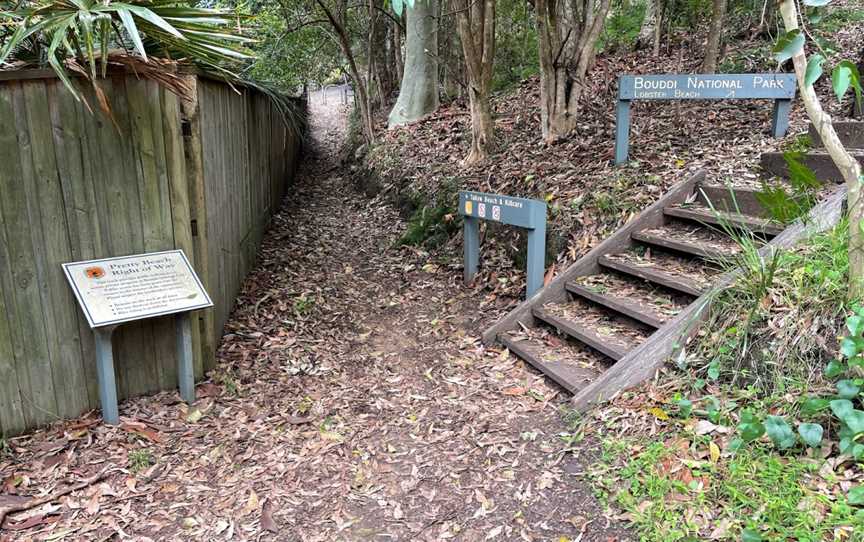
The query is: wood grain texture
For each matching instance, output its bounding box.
[0,73,302,435]
[570,186,847,411]
[481,171,704,344]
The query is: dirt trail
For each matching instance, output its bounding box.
[0,96,629,541]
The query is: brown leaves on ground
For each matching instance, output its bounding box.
[0,97,630,541]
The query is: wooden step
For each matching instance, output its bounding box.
[761,150,864,184]
[631,222,742,260]
[566,273,692,329]
[808,121,864,149]
[664,203,784,236]
[532,300,649,361]
[598,250,718,296]
[500,334,604,394]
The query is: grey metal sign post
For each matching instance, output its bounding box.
[62,250,212,425]
[459,191,547,298]
[615,73,797,164]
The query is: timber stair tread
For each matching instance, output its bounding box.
[485,171,814,405]
[631,222,744,259]
[664,203,784,235]
[533,299,651,361]
[567,273,693,329]
[599,249,719,296]
[500,334,604,394]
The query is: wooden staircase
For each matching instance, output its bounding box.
[483,170,846,410]
[761,121,864,183]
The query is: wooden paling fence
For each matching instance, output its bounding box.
[0,70,304,436]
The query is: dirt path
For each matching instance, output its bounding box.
[0,97,629,541]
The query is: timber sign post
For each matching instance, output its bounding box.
[63,250,213,424]
[615,73,797,164]
[459,191,547,298]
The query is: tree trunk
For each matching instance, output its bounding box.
[701,0,726,73]
[636,0,656,50]
[854,48,864,118]
[393,18,404,84]
[316,0,376,142]
[778,0,864,299]
[440,9,463,101]
[536,0,611,143]
[453,0,496,164]
[388,0,439,127]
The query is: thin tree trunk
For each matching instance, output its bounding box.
[701,0,727,73]
[778,0,864,299]
[388,0,439,127]
[393,18,404,84]
[453,0,496,163]
[316,0,376,142]
[636,0,656,50]
[536,0,611,142]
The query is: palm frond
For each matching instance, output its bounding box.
[0,0,252,101]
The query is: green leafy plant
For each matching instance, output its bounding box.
[730,307,864,458]
[0,0,251,100]
[756,152,823,225]
[128,448,155,473]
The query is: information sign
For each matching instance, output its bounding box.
[459,191,547,298]
[615,73,797,164]
[62,250,212,425]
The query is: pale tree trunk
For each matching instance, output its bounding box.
[701,0,726,73]
[366,0,378,112]
[393,18,404,84]
[854,49,864,118]
[452,0,496,163]
[778,0,864,299]
[440,9,463,100]
[536,0,612,143]
[388,0,440,127]
[636,0,656,50]
[316,0,376,142]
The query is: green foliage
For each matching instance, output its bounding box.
[772,29,804,63]
[128,448,155,473]
[797,422,823,447]
[492,0,538,90]
[0,0,251,100]
[832,60,863,111]
[246,1,341,92]
[598,0,646,52]
[694,219,850,393]
[756,152,823,225]
[595,438,864,541]
[398,189,460,249]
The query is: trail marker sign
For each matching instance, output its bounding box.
[63,250,212,424]
[459,191,547,298]
[615,73,797,164]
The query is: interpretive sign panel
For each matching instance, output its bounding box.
[615,73,797,164]
[63,250,212,328]
[619,74,796,100]
[62,250,212,424]
[459,191,547,298]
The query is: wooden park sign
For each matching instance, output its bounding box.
[63,250,213,424]
[459,191,547,298]
[615,73,797,164]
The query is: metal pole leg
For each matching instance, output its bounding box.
[526,221,546,298]
[771,99,792,138]
[614,99,632,165]
[176,313,195,404]
[94,327,119,425]
[464,216,480,284]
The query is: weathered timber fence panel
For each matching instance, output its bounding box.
[0,71,303,436]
